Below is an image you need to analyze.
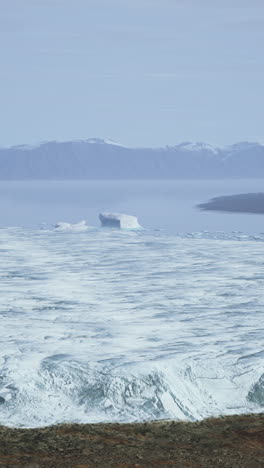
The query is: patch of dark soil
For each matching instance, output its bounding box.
[0,414,263,467]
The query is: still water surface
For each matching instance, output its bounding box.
[0,179,263,232]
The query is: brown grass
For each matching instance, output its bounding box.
[0,413,263,467]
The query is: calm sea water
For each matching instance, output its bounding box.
[0,179,263,427]
[0,179,263,232]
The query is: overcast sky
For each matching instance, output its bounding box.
[1,0,264,147]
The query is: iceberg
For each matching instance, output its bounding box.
[54,221,89,232]
[99,212,141,229]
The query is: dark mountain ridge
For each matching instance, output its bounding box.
[0,139,263,179]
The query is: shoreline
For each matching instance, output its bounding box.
[0,413,263,467]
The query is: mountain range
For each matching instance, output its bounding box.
[0,139,263,179]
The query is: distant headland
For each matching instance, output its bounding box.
[198,192,264,214]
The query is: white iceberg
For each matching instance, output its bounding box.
[99,212,141,229]
[54,220,89,232]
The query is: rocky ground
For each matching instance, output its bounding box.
[0,413,263,467]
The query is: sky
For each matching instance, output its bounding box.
[1,0,264,148]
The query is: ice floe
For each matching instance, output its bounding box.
[99,212,141,229]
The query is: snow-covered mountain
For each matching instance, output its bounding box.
[0,139,263,179]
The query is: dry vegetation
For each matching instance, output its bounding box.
[0,413,263,467]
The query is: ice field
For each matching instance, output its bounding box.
[0,225,263,427]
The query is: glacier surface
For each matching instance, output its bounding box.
[0,227,263,427]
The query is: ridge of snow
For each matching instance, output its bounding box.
[225,141,264,153]
[174,142,219,154]
[86,138,125,147]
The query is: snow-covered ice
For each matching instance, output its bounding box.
[99,212,141,229]
[0,226,263,427]
[54,221,90,231]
